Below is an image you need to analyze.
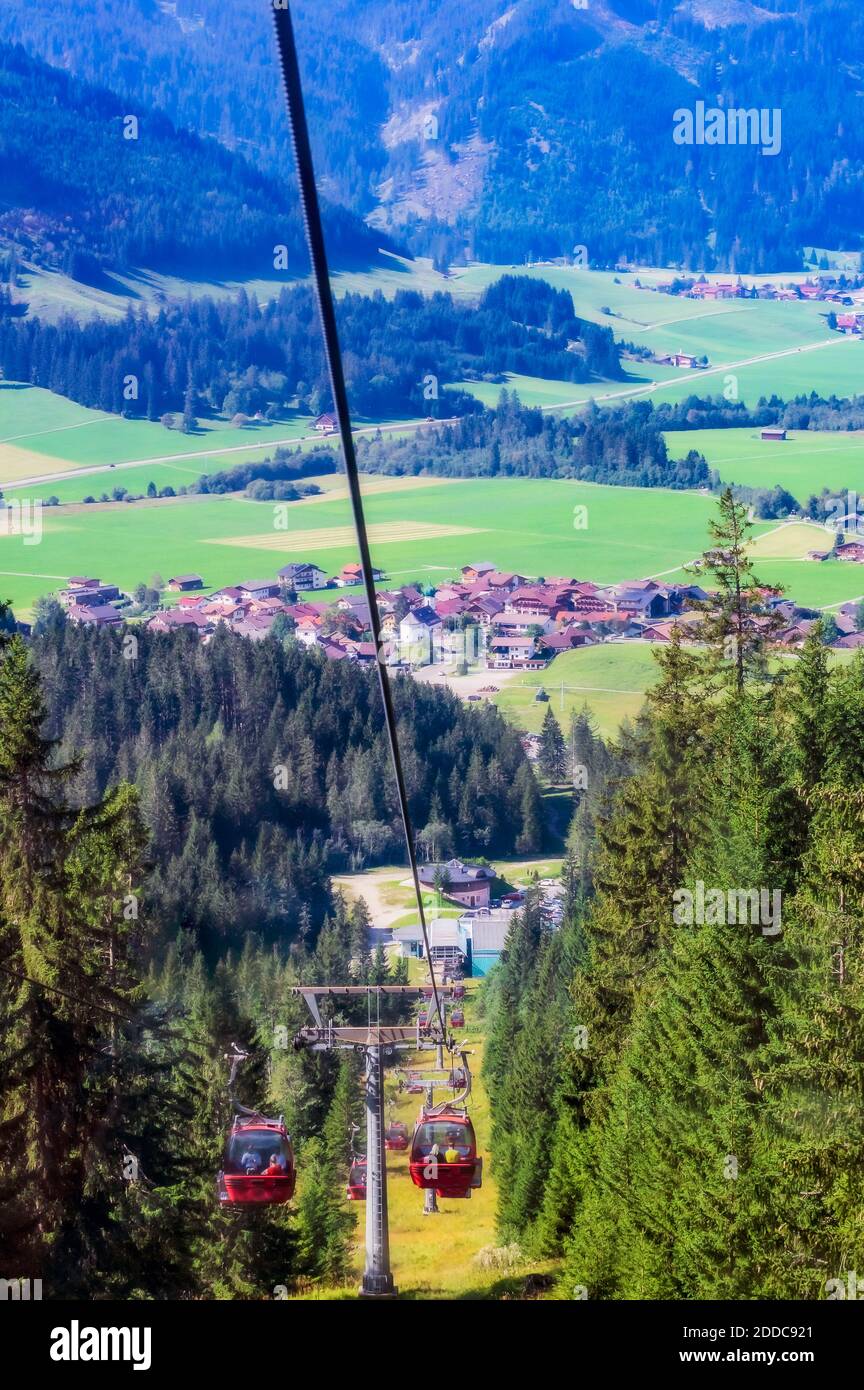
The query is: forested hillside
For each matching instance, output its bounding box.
[0,606,547,1295]
[3,0,862,270]
[0,612,412,1296]
[31,619,544,956]
[0,277,620,421]
[354,394,710,486]
[483,493,864,1298]
[0,40,380,279]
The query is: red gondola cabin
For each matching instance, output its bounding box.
[218,1116,296,1205]
[385,1121,409,1151]
[346,1158,367,1200]
[409,1107,482,1199]
[450,1008,464,1028]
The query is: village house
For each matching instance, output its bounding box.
[237,579,281,600]
[484,571,527,593]
[295,613,325,645]
[67,602,123,628]
[229,614,276,641]
[277,561,329,590]
[605,582,670,620]
[147,609,213,635]
[335,561,384,587]
[434,597,468,620]
[418,859,497,909]
[461,562,496,584]
[318,639,353,661]
[761,427,787,442]
[248,596,289,616]
[167,574,204,592]
[207,586,245,609]
[463,595,505,626]
[542,628,594,655]
[398,606,442,665]
[492,613,555,637]
[314,412,338,434]
[59,578,121,608]
[488,634,547,670]
[503,586,559,619]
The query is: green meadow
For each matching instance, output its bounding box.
[17,255,858,425]
[492,641,860,739]
[493,642,663,739]
[15,250,451,324]
[0,476,719,619]
[453,264,862,405]
[6,467,863,623]
[663,427,864,500]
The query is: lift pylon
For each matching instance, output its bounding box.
[292,985,459,1298]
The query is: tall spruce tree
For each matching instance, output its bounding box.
[538,706,567,782]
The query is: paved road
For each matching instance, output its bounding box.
[540,335,851,412]
[1,417,459,491]
[3,330,853,491]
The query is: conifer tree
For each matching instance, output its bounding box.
[692,486,784,691]
[0,638,149,1285]
[538,705,567,782]
[514,763,544,853]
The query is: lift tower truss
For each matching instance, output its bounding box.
[292,986,462,1298]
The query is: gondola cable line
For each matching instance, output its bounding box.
[270,0,446,1039]
[209,0,483,1290]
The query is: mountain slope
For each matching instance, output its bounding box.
[0,0,862,272]
[0,39,385,282]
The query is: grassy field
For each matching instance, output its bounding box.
[0,382,430,492]
[295,971,560,1300]
[16,255,857,429]
[6,465,861,623]
[0,475,721,619]
[493,642,662,737]
[15,250,453,324]
[663,427,864,500]
[492,640,861,739]
[452,265,863,405]
[661,549,864,611]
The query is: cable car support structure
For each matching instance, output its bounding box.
[270,0,481,1298]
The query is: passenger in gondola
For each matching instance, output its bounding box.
[240,1146,263,1174]
[444,1134,460,1164]
[263,1153,285,1176]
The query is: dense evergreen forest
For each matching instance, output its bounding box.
[30,619,545,956]
[0,603,547,1296]
[4,492,864,1299]
[352,395,710,487]
[652,391,864,435]
[180,389,864,503]
[483,492,864,1298]
[184,396,712,496]
[0,42,379,279]
[0,277,619,423]
[2,0,861,270]
[0,610,412,1295]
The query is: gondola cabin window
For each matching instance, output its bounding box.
[225,1129,292,1175]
